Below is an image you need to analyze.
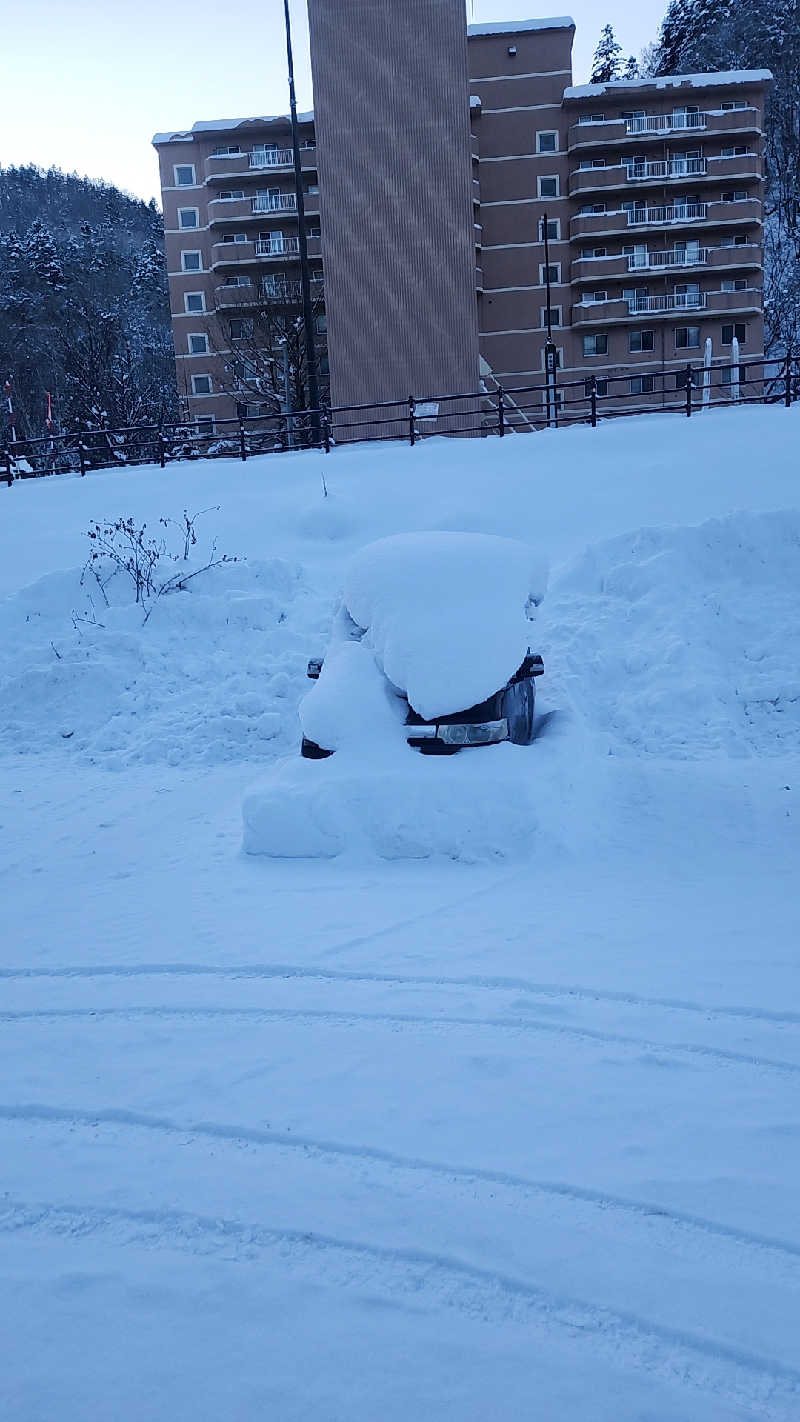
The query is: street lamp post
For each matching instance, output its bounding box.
[540,212,558,429]
[283,0,321,442]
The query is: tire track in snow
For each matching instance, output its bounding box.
[1,1195,798,1417]
[4,1102,800,1271]
[2,1004,798,1077]
[3,962,798,1028]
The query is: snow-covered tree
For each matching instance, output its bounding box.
[591,25,624,83]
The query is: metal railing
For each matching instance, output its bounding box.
[3,353,796,487]
[261,275,323,301]
[252,194,297,213]
[626,158,707,180]
[628,292,706,313]
[628,248,710,269]
[628,202,708,226]
[624,112,707,134]
[255,236,300,256]
[249,149,294,168]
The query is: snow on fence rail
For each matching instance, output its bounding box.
[2,352,798,485]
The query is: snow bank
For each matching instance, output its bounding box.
[544,510,800,758]
[0,557,315,767]
[341,532,547,719]
[242,743,538,861]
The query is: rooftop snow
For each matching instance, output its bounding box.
[564,69,771,99]
[152,112,314,145]
[468,16,574,36]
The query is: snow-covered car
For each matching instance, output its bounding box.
[299,532,546,758]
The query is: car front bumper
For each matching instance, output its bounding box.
[406,717,509,751]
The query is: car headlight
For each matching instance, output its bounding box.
[437,719,508,746]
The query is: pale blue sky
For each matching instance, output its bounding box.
[2,1,665,205]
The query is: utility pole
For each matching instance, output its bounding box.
[540,213,559,429]
[283,0,321,443]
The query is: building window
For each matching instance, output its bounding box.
[675,326,701,348]
[542,219,560,240]
[722,145,750,157]
[178,208,199,229]
[578,158,606,169]
[174,164,196,186]
[579,203,606,215]
[188,333,209,355]
[539,263,561,284]
[578,112,605,124]
[588,289,607,303]
[629,374,655,394]
[217,190,245,200]
[629,330,654,352]
[720,233,748,247]
[584,378,608,396]
[581,246,608,259]
[229,318,253,339]
[721,278,748,292]
[225,274,252,287]
[721,100,747,111]
[721,189,749,202]
[583,332,608,356]
[220,232,248,244]
[307,224,322,238]
[191,374,212,395]
[196,417,216,436]
[212,144,241,156]
[184,292,205,313]
[537,131,558,153]
[538,176,560,199]
[540,306,561,327]
[181,251,202,272]
[722,323,747,344]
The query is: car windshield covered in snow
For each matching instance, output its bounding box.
[300,532,546,757]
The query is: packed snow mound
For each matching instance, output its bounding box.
[300,637,408,752]
[545,509,800,758]
[342,532,547,719]
[0,558,316,766]
[242,743,538,861]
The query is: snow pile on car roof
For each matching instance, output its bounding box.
[342,532,547,720]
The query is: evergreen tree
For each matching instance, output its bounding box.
[623,54,640,79]
[591,24,624,83]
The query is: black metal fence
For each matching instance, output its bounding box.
[3,351,797,487]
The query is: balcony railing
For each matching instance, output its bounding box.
[628,293,707,313]
[627,247,710,270]
[626,158,707,180]
[627,202,708,226]
[624,112,707,134]
[255,236,300,256]
[262,275,323,301]
[249,149,294,168]
[252,194,297,213]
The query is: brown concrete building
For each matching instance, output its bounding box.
[153,13,770,431]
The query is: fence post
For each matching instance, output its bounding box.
[590,376,598,429]
[158,427,166,469]
[684,363,693,418]
[321,404,331,455]
[497,385,505,437]
[785,350,793,408]
[4,446,12,487]
[238,415,247,462]
[408,395,416,447]
[78,439,87,477]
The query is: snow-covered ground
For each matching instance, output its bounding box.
[2,408,800,1420]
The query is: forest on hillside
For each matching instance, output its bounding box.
[0,166,176,444]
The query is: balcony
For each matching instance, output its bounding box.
[252,193,297,214]
[249,148,294,168]
[567,107,762,152]
[627,247,710,270]
[570,242,762,284]
[571,285,761,327]
[627,157,707,180]
[262,275,324,303]
[255,236,299,256]
[627,202,708,227]
[628,293,706,313]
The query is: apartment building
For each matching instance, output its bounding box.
[152,111,323,431]
[153,11,770,430]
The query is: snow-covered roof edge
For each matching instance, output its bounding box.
[153,111,314,145]
[564,69,772,100]
[468,16,574,36]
